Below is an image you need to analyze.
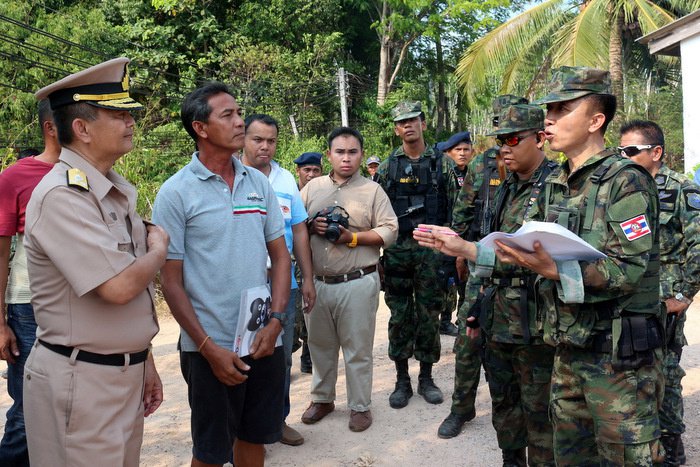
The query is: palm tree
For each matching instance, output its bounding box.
[455,0,700,111]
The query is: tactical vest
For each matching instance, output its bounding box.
[467,148,503,241]
[541,154,662,348]
[385,148,449,234]
[482,158,559,343]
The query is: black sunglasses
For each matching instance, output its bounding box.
[617,144,657,158]
[496,131,538,147]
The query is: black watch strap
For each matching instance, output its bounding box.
[270,312,287,325]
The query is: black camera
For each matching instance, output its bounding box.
[315,206,350,242]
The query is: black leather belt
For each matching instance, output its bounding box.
[39,339,149,366]
[315,265,377,284]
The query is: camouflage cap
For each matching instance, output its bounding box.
[488,104,544,136]
[533,66,612,105]
[392,101,423,122]
[492,95,528,115]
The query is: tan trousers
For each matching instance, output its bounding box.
[306,271,380,412]
[24,341,146,467]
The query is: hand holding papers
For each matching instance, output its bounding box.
[234,284,283,358]
[479,221,606,261]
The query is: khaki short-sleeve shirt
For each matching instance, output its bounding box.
[24,148,158,353]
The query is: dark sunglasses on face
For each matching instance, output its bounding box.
[617,144,656,158]
[496,131,538,147]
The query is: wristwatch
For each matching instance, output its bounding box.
[270,312,287,325]
[674,293,693,305]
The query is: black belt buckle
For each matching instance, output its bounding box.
[39,340,149,366]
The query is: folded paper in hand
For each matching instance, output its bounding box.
[479,221,606,261]
[234,284,283,358]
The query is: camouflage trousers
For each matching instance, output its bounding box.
[444,281,466,319]
[551,346,664,466]
[450,281,483,415]
[292,290,308,353]
[485,341,555,465]
[384,235,444,363]
[660,349,685,435]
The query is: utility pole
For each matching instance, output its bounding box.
[338,67,348,127]
[288,114,299,139]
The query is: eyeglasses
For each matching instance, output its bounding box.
[617,144,656,158]
[496,131,538,147]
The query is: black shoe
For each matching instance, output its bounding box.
[662,434,681,467]
[437,410,475,439]
[389,378,413,409]
[439,321,459,337]
[678,436,686,465]
[502,447,527,467]
[417,377,444,404]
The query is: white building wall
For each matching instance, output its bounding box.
[682,34,700,174]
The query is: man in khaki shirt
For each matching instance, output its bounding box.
[300,127,398,432]
[22,57,168,467]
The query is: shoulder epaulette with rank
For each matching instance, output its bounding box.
[66,167,89,191]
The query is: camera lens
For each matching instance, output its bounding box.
[325,224,341,242]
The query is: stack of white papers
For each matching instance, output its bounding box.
[479,221,606,261]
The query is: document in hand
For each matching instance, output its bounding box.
[234,284,283,357]
[479,221,606,261]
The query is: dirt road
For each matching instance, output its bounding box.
[3,295,700,466]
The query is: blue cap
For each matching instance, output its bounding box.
[294,152,323,166]
[437,131,472,152]
[366,155,381,166]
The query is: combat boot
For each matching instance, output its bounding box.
[417,361,443,404]
[502,447,527,467]
[678,436,686,465]
[661,434,681,466]
[439,313,458,336]
[389,359,413,409]
[437,409,476,439]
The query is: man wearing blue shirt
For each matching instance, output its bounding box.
[242,114,316,446]
[154,83,291,467]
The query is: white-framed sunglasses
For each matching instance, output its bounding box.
[617,144,655,158]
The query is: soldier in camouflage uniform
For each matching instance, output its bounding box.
[437,95,527,441]
[420,105,558,466]
[494,67,665,466]
[619,120,700,466]
[376,101,458,409]
[438,130,475,337]
[481,105,557,467]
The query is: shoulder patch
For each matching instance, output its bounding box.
[66,168,89,191]
[685,190,700,210]
[620,214,651,241]
[659,189,678,211]
[654,174,668,187]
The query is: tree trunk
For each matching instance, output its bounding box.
[435,31,446,134]
[376,0,391,105]
[609,10,624,115]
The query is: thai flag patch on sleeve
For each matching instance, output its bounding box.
[620,214,651,241]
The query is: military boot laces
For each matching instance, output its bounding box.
[502,447,527,467]
[437,409,476,439]
[389,377,413,409]
[417,377,444,404]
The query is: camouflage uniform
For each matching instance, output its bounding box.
[377,143,458,363]
[470,105,557,465]
[526,67,665,466]
[444,95,525,425]
[443,164,468,330]
[655,165,700,438]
